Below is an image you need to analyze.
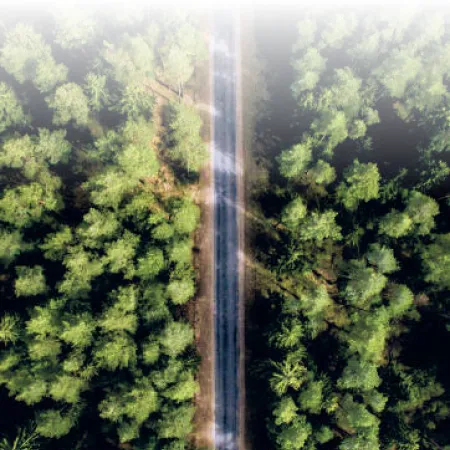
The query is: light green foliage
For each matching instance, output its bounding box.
[0,82,26,133]
[378,210,413,238]
[404,191,439,235]
[162,371,198,402]
[279,138,313,179]
[53,7,97,49]
[85,169,137,210]
[298,380,324,414]
[103,32,156,85]
[345,308,390,362]
[159,21,207,93]
[337,160,380,211]
[363,390,387,413]
[166,278,195,305]
[172,199,200,234]
[421,233,450,289]
[0,24,67,92]
[99,286,138,334]
[156,405,195,439]
[0,314,20,345]
[275,415,312,450]
[103,231,139,276]
[49,375,86,403]
[136,248,165,280]
[99,377,159,426]
[374,49,422,98]
[142,339,160,365]
[0,230,25,266]
[307,160,336,185]
[34,129,71,165]
[366,244,398,274]
[315,426,334,444]
[58,247,104,298]
[77,209,121,248]
[47,83,90,127]
[15,266,46,297]
[117,83,154,119]
[339,394,380,432]
[343,260,387,307]
[94,333,137,371]
[273,396,298,425]
[270,359,307,396]
[40,226,73,260]
[0,182,61,228]
[84,73,109,111]
[36,409,78,438]
[319,13,357,49]
[291,48,326,94]
[61,313,96,348]
[386,284,414,317]
[281,197,308,229]
[311,110,348,155]
[168,103,208,172]
[0,427,40,450]
[338,357,381,391]
[118,143,159,183]
[298,210,342,242]
[159,321,194,357]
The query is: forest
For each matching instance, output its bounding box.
[248,7,450,450]
[0,5,208,450]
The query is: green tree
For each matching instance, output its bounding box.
[337,160,380,211]
[0,82,27,133]
[378,210,413,238]
[337,357,381,391]
[273,396,298,425]
[421,233,450,289]
[15,266,46,297]
[275,415,312,450]
[47,83,90,127]
[159,321,194,357]
[167,103,208,172]
[0,24,67,92]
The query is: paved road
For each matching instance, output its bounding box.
[212,10,240,450]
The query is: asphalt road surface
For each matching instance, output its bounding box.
[212,10,240,450]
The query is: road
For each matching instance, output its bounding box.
[212,10,241,450]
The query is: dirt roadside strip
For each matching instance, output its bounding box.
[190,10,215,450]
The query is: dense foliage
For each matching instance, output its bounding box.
[0,5,207,450]
[250,8,450,450]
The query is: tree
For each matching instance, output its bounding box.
[378,210,413,238]
[53,6,97,49]
[0,83,27,133]
[386,284,414,317]
[47,83,90,126]
[103,231,139,277]
[0,314,20,345]
[0,427,40,450]
[366,244,398,274]
[281,197,308,229]
[307,160,336,185]
[275,415,312,450]
[0,183,61,228]
[35,409,79,438]
[273,396,298,425]
[421,233,450,289]
[84,73,109,112]
[0,230,26,266]
[298,380,324,414]
[156,405,195,440]
[298,210,342,242]
[278,138,313,179]
[15,266,46,297]
[159,321,194,357]
[337,160,380,211]
[0,24,67,92]
[171,199,200,234]
[136,248,165,280]
[166,278,195,305]
[404,191,439,235]
[343,260,387,307]
[337,357,381,391]
[270,359,307,396]
[94,333,137,371]
[167,103,208,172]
